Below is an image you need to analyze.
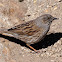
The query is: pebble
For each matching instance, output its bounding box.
[0,3,4,7]
[58,0,62,2]
[33,0,37,3]
[51,60,55,62]
[2,47,10,55]
[0,43,3,49]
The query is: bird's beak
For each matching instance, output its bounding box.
[53,17,59,20]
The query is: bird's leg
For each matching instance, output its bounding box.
[26,44,39,53]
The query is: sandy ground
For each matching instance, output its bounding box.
[0,0,62,62]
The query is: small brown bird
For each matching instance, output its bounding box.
[0,14,58,52]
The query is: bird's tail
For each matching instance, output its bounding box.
[0,29,14,37]
[0,29,8,33]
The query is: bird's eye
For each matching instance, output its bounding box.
[48,17,50,19]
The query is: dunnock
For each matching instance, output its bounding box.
[0,14,58,52]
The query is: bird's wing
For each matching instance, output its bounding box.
[8,20,44,36]
[7,20,46,44]
[1,19,48,44]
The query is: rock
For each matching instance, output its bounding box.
[0,0,62,62]
[0,0,28,29]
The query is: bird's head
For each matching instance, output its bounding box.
[41,14,58,24]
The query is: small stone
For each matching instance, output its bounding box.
[21,47,25,50]
[0,3,4,7]
[58,0,62,2]
[45,9,48,12]
[33,0,37,3]
[51,60,55,62]
[19,0,24,2]
[0,43,3,48]
[2,47,10,55]
[54,6,57,10]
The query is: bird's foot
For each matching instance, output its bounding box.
[26,44,40,53]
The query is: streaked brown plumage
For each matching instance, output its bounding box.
[0,14,58,52]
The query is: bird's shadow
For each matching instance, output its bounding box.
[32,33,62,50]
[0,33,62,50]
